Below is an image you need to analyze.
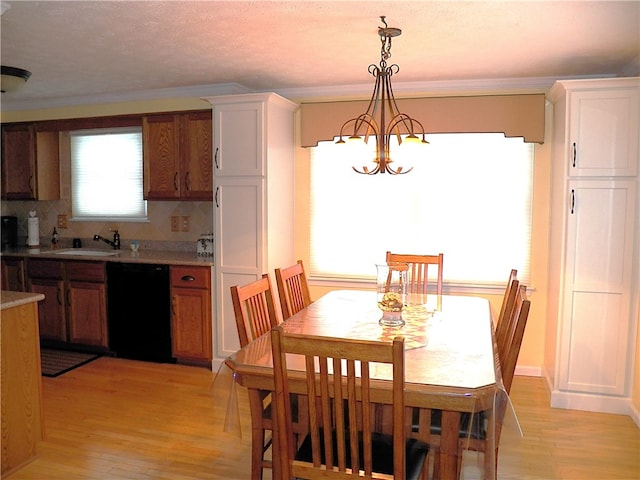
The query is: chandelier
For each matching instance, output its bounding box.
[336,16,428,175]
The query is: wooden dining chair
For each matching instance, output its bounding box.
[275,260,312,320]
[499,284,531,394]
[454,284,531,478]
[271,326,429,479]
[427,282,530,480]
[385,251,444,296]
[495,269,519,369]
[230,274,280,480]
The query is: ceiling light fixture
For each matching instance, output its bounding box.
[336,16,428,175]
[1,65,32,93]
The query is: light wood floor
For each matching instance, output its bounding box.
[7,356,639,479]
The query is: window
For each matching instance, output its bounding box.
[70,127,146,221]
[309,133,534,286]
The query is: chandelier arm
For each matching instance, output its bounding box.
[338,115,379,141]
[362,69,384,136]
[387,114,427,138]
[381,65,405,148]
[353,164,381,175]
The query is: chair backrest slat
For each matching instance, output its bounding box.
[275,260,313,320]
[231,274,279,347]
[385,251,444,296]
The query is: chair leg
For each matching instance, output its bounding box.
[251,428,265,480]
[248,389,268,480]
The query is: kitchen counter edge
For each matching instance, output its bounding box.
[1,291,45,310]
[0,248,214,267]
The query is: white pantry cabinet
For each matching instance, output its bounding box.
[545,77,639,415]
[205,93,298,366]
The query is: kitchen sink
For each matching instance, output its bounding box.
[52,249,119,257]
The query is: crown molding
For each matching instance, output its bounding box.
[0,83,251,112]
[0,75,621,113]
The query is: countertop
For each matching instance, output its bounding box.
[1,247,214,267]
[1,291,45,310]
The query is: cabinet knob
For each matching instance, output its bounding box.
[181,275,196,282]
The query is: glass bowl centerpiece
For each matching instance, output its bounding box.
[375,262,408,327]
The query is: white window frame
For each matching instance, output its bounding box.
[70,127,147,222]
[309,133,534,289]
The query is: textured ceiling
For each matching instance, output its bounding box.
[1,1,639,111]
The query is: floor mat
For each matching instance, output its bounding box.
[40,348,101,377]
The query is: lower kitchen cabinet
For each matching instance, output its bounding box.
[27,259,66,343]
[170,265,212,365]
[66,261,108,347]
[1,256,26,292]
[27,258,108,350]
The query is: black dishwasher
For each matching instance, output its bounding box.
[107,263,174,363]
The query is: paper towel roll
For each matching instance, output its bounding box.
[27,217,40,246]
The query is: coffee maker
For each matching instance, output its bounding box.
[1,216,18,251]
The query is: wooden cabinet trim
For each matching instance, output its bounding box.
[170,266,211,289]
[26,259,64,279]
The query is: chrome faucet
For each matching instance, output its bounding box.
[93,230,120,250]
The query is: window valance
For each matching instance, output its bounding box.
[300,93,545,147]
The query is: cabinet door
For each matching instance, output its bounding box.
[569,89,639,177]
[181,112,213,200]
[143,114,181,199]
[29,278,66,342]
[171,287,212,361]
[559,180,636,395]
[214,177,264,358]
[1,124,36,199]
[213,102,264,176]
[214,178,263,271]
[67,280,108,347]
[1,258,25,291]
[170,266,212,362]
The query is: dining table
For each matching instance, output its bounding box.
[221,289,511,480]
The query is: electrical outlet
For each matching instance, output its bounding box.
[181,216,190,232]
[170,216,180,232]
[57,214,68,229]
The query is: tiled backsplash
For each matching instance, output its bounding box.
[1,199,214,252]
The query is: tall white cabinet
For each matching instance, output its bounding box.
[205,93,298,366]
[545,77,639,414]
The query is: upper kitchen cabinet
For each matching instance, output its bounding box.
[212,100,262,176]
[1,123,60,200]
[549,79,639,177]
[212,95,298,177]
[142,110,213,200]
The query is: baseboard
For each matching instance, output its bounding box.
[630,402,640,428]
[514,365,542,377]
[550,389,632,416]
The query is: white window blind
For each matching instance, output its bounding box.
[71,127,147,220]
[309,133,533,286]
